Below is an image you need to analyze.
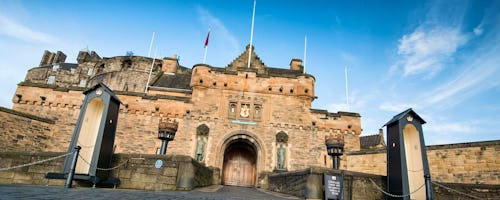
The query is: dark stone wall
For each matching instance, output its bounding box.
[109,154,215,190]
[433,182,500,199]
[0,151,66,186]
[0,107,55,152]
[268,167,385,200]
[0,152,217,191]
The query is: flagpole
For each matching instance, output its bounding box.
[247,0,256,68]
[303,35,307,74]
[145,48,158,93]
[345,66,350,111]
[148,32,155,57]
[203,44,208,64]
[203,27,210,64]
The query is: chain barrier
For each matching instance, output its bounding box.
[431,181,489,200]
[369,178,425,198]
[77,154,130,171]
[0,152,73,171]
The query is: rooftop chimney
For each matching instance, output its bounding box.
[290,58,304,72]
[162,54,179,73]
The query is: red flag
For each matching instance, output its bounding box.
[204,31,210,47]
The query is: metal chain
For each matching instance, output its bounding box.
[369,178,425,198]
[77,154,129,171]
[431,181,489,200]
[0,152,73,171]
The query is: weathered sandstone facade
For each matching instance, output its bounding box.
[7,46,361,186]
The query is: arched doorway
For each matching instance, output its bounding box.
[222,140,257,187]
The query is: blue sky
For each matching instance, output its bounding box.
[0,0,499,145]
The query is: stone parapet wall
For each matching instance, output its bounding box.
[268,167,385,200]
[345,148,386,176]
[0,107,55,152]
[345,140,500,184]
[0,151,216,191]
[110,154,214,190]
[0,151,66,186]
[433,182,500,199]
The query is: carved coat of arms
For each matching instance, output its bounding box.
[240,104,250,118]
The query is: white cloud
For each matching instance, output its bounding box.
[393,27,468,77]
[196,6,240,54]
[378,102,417,112]
[0,14,59,44]
[473,23,484,36]
[424,37,500,106]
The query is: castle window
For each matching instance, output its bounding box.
[228,102,237,119]
[47,76,55,84]
[279,87,283,93]
[96,64,105,74]
[79,80,87,87]
[268,86,272,91]
[122,59,132,69]
[52,64,60,71]
[290,89,294,94]
[305,89,309,93]
[199,79,203,84]
[87,68,94,75]
[254,104,262,120]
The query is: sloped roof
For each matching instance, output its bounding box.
[383,108,426,127]
[226,45,266,72]
[84,82,122,103]
[151,66,192,90]
[360,134,385,149]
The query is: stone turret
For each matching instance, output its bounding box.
[39,50,66,66]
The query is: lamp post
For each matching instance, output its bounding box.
[326,136,344,170]
[158,118,178,155]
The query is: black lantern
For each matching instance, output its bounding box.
[326,136,344,170]
[158,119,178,154]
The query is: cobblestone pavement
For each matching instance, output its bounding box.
[0,184,301,200]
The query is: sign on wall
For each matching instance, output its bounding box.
[324,173,344,200]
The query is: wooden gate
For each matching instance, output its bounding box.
[222,145,256,186]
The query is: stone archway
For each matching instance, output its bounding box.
[217,131,264,187]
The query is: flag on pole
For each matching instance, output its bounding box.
[203,28,211,63]
[204,31,210,47]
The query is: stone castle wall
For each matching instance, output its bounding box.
[8,80,361,173]
[0,107,55,152]
[345,140,500,184]
[0,151,215,191]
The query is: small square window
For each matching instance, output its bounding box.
[47,76,55,84]
[79,80,87,87]
[87,68,94,76]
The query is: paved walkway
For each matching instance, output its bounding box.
[0,184,301,200]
